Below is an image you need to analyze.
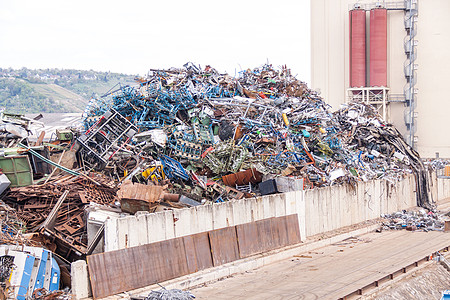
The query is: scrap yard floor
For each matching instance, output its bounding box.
[190,228,450,299]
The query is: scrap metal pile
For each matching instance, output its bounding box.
[79,63,431,206]
[145,288,195,300]
[3,173,117,261]
[0,63,434,263]
[381,209,445,232]
[0,201,34,246]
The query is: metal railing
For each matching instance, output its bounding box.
[348,1,406,11]
[347,87,389,120]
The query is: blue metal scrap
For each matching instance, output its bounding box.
[159,155,189,181]
[79,63,422,198]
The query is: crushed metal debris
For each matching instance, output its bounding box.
[381,209,445,232]
[0,62,441,296]
[144,288,195,300]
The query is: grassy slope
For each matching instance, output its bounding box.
[30,83,88,112]
[0,70,137,114]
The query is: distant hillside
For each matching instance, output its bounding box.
[0,68,136,114]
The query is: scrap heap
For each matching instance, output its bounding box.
[0,63,433,264]
[3,173,118,261]
[381,209,445,232]
[80,63,431,206]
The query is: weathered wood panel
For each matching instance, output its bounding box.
[88,237,188,299]
[285,214,301,245]
[183,232,213,273]
[209,227,239,266]
[271,216,289,249]
[236,221,261,258]
[88,214,300,298]
[257,218,275,252]
[237,215,301,258]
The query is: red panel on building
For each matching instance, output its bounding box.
[369,8,387,87]
[349,9,366,87]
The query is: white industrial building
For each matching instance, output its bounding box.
[311,0,450,158]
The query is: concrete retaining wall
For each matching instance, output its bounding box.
[428,172,450,203]
[71,175,450,299]
[104,175,417,252]
[437,177,450,201]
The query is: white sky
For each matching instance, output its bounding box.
[0,0,311,83]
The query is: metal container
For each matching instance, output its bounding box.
[369,8,388,87]
[222,168,262,187]
[350,9,366,87]
[0,155,33,187]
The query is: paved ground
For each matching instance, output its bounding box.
[25,113,82,141]
[190,230,450,300]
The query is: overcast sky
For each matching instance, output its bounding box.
[0,0,311,83]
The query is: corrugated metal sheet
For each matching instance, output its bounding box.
[117,180,163,202]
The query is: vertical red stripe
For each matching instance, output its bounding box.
[350,9,366,87]
[369,8,387,87]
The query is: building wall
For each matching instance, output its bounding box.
[311,0,450,158]
[415,1,450,157]
[311,0,348,110]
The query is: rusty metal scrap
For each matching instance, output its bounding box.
[0,201,39,247]
[145,288,195,300]
[222,168,262,187]
[0,62,436,265]
[2,173,119,261]
[75,62,431,207]
[31,288,72,300]
[118,181,190,214]
[118,180,163,202]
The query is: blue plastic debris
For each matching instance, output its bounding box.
[441,290,450,300]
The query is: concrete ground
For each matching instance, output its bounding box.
[189,230,450,300]
[25,113,82,141]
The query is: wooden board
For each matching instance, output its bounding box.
[285,214,301,245]
[88,237,189,299]
[271,216,289,249]
[183,234,198,274]
[157,238,189,281]
[88,214,301,299]
[257,218,275,252]
[87,248,135,299]
[209,227,239,266]
[183,232,213,273]
[237,215,301,258]
[236,221,261,258]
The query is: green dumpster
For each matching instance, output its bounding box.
[0,155,33,187]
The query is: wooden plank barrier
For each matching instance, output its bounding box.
[87,214,300,299]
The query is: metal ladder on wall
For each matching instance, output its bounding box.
[403,0,418,148]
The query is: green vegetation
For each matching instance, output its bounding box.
[0,78,65,113]
[0,68,136,114]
